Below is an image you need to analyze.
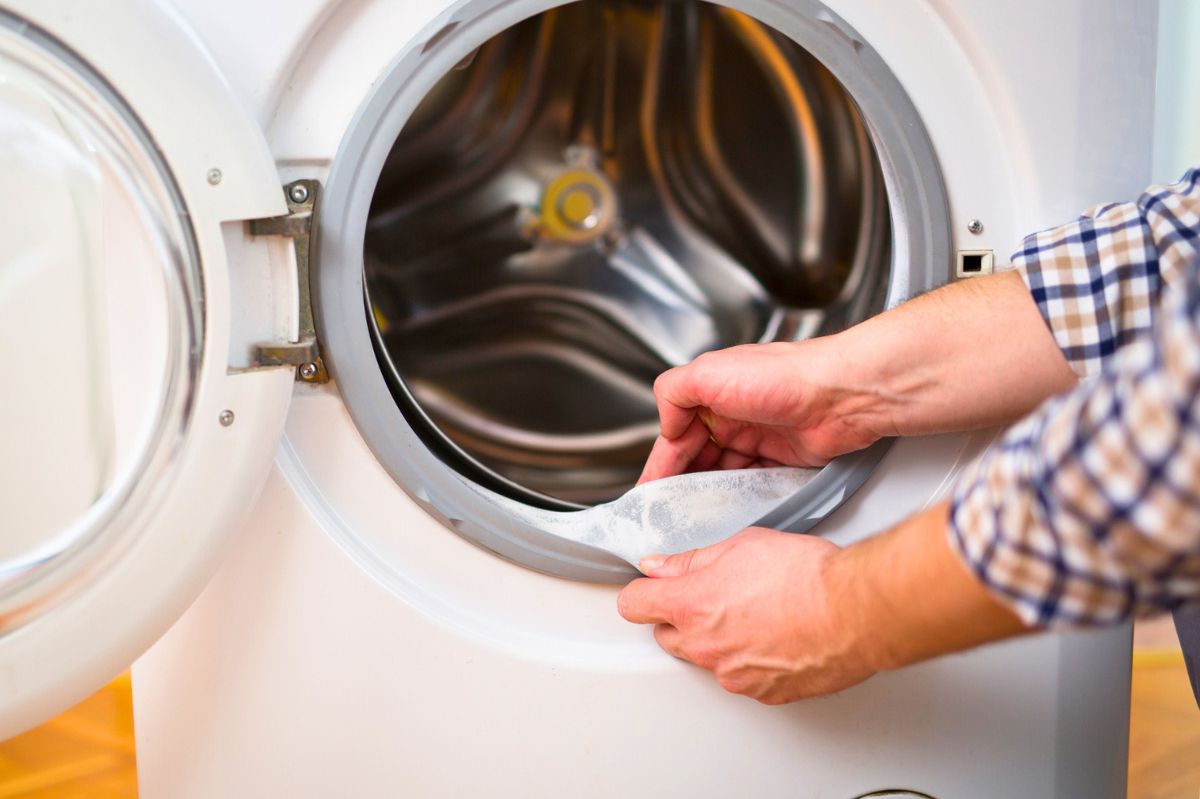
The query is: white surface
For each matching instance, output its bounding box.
[124,0,1153,796]
[134,425,1130,798]
[0,0,295,737]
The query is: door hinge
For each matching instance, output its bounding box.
[248,179,329,383]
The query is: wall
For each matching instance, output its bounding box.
[1153,0,1200,183]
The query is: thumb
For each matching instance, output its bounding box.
[639,535,740,578]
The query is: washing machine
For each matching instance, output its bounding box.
[0,0,1158,796]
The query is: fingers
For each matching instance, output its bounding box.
[652,365,706,440]
[653,625,720,671]
[638,417,712,483]
[638,533,741,578]
[653,624,686,660]
[616,576,681,625]
[716,448,755,471]
[685,438,722,473]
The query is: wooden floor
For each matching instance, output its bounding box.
[0,674,136,798]
[1129,652,1200,799]
[0,641,1197,798]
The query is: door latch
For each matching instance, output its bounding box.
[955,249,995,279]
[248,179,328,383]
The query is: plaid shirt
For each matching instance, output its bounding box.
[949,168,1200,626]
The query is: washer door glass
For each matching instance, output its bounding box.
[0,17,200,631]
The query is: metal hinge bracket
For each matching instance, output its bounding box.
[248,179,329,383]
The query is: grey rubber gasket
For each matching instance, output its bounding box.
[314,0,950,583]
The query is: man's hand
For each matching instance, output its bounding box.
[639,271,1078,483]
[616,527,878,704]
[639,341,892,483]
[617,503,1031,704]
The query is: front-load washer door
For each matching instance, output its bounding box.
[314,0,951,581]
[0,0,296,737]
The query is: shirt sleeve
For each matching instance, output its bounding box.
[949,170,1200,627]
[1012,169,1200,378]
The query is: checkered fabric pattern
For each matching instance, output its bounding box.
[949,169,1200,626]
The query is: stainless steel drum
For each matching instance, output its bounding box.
[363,0,890,509]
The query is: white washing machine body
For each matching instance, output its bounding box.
[0,1,1157,797]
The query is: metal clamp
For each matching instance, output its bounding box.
[249,179,329,383]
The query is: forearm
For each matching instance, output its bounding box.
[828,501,1030,672]
[809,271,1077,438]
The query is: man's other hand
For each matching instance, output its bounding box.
[616,505,1030,705]
[615,527,879,704]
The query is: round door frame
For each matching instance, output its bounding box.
[314,0,951,583]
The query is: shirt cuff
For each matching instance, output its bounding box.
[946,397,1141,629]
[1009,201,1160,380]
[947,423,1057,629]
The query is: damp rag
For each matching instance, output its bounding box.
[491,467,819,568]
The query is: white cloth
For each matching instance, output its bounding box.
[488,467,818,567]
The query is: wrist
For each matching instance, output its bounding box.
[801,330,902,440]
[824,502,1031,675]
[820,541,905,674]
